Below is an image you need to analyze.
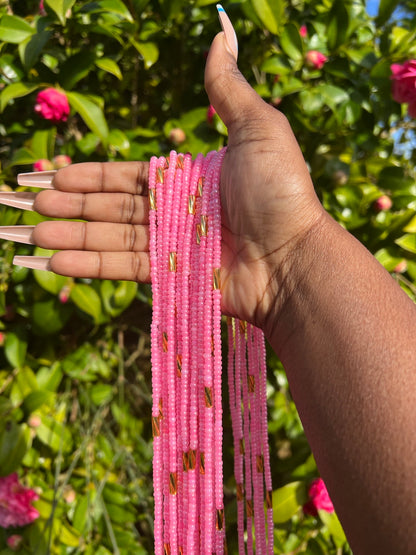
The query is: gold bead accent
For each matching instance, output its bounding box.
[239,320,247,334]
[152,416,160,437]
[162,332,168,352]
[176,154,184,170]
[197,176,205,197]
[188,449,196,470]
[204,386,213,408]
[200,214,208,236]
[224,539,228,555]
[188,194,196,215]
[239,438,245,455]
[236,483,244,501]
[182,451,189,472]
[266,490,273,509]
[196,224,201,245]
[211,334,214,356]
[149,189,157,211]
[169,472,178,495]
[179,547,184,555]
[164,543,171,555]
[200,452,205,474]
[169,252,177,272]
[216,508,224,531]
[213,268,221,290]
[157,167,164,184]
[176,354,182,378]
[256,454,264,473]
[248,374,255,393]
[246,499,254,518]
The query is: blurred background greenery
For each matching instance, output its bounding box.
[0,0,415,552]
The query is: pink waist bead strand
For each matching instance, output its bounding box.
[149,150,274,554]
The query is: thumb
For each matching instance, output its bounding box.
[205,31,267,130]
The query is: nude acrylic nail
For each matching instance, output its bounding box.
[17,170,56,188]
[0,192,36,211]
[13,256,51,271]
[0,226,35,244]
[216,4,238,61]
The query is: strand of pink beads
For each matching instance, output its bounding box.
[149,149,273,554]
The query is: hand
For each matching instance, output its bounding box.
[8,26,326,331]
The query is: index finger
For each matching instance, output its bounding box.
[53,161,150,195]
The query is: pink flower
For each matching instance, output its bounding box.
[34,88,70,123]
[58,284,71,304]
[7,534,23,550]
[303,478,334,516]
[299,25,307,38]
[53,154,72,169]
[305,50,328,70]
[33,159,54,172]
[373,194,392,212]
[0,474,39,528]
[39,0,46,16]
[391,60,416,118]
[0,332,5,347]
[207,104,217,125]
[393,260,407,273]
[168,128,186,146]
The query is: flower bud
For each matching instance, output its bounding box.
[207,105,217,125]
[53,155,72,169]
[373,195,392,212]
[393,260,407,273]
[305,50,328,70]
[33,159,54,172]
[7,535,23,551]
[168,128,186,146]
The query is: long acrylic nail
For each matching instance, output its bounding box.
[0,226,35,244]
[13,256,51,271]
[0,192,36,211]
[17,170,56,189]
[217,4,238,60]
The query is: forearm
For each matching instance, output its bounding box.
[267,212,416,554]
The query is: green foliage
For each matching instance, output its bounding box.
[0,0,415,552]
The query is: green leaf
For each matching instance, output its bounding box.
[22,390,54,416]
[70,283,104,323]
[30,129,57,162]
[130,39,159,69]
[95,57,122,80]
[59,52,97,90]
[250,0,281,35]
[37,414,73,453]
[272,481,306,523]
[45,0,77,25]
[90,384,114,405]
[376,0,400,26]
[319,510,347,546]
[395,234,416,254]
[33,247,67,294]
[327,0,349,51]
[32,298,72,335]
[98,0,134,22]
[66,91,109,145]
[101,280,137,316]
[0,14,35,44]
[0,421,30,476]
[375,248,404,271]
[0,82,39,113]
[280,23,304,61]
[108,129,131,158]
[18,30,52,70]
[4,331,27,368]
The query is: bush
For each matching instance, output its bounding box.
[0,0,415,552]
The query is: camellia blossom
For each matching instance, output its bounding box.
[0,473,39,528]
[34,88,70,123]
[33,159,54,172]
[391,60,416,118]
[303,477,334,516]
[305,50,328,70]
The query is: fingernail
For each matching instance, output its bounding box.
[0,225,35,244]
[217,4,238,61]
[13,256,51,271]
[17,170,56,188]
[0,192,36,211]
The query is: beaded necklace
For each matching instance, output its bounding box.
[149,149,273,554]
